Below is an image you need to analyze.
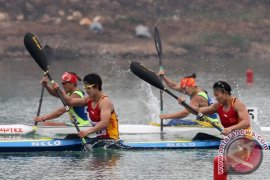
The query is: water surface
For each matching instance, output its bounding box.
[0,56,269,179]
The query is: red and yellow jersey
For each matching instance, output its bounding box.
[87,96,119,140]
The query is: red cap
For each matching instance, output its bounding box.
[180,77,196,88]
[61,72,78,84]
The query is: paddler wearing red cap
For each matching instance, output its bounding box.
[178,81,251,135]
[158,69,219,125]
[34,72,89,126]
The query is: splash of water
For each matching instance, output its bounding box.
[137,81,160,123]
[234,81,242,100]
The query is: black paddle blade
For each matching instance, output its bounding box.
[24,32,48,71]
[44,45,54,68]
[154,26,162,62]
[130,61,165,91]
[192,132,222,141]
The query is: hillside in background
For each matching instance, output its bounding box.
[0,0,270,62]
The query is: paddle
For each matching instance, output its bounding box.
[192,132,222,141]
[154,26,164,132]
[34,45,54,127]
[24,32,88,149]
[130,61,223,132]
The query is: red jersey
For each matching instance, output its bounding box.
[217,98,239,128]
[87,96,119,139]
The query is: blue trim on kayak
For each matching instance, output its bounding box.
[0,139,84,152]
[120,140,221,149]
[0,138,268,152]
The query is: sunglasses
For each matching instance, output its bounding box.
[84,84,95,90]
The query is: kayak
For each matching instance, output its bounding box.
[0,122,222,140]
[0,134,268,152]
[0,137,221,152]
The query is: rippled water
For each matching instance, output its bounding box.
[0,150,269,180]
[0,56,269,179]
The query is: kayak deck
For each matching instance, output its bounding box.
[0,123,222,140]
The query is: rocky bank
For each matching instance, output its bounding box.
[0,0,270,61]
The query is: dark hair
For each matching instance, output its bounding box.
[184,73,196,79]
[213,81,231,95]
[83,73,102,91]
[68,72,82,81]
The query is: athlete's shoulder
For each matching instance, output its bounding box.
[100,96,113,107]
[233,97,247,110]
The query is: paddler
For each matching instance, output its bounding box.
[178,81,251,135]
[57,73,119,141]
[33,72,89,126]
[158,69,219,126]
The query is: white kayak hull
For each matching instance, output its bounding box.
[0,124,221,139]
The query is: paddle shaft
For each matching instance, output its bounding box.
[35,45,53,126]
[154,26,164,132]
[159,58,164,131]
[35,85,45,126]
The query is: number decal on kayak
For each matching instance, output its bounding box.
[247,107,258,122]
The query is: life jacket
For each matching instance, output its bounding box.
[196,91,219,123]
[87,96,119,140]
[67,90,89,126]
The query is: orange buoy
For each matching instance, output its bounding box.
[213,155,227,180]
[246,69,254,84]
